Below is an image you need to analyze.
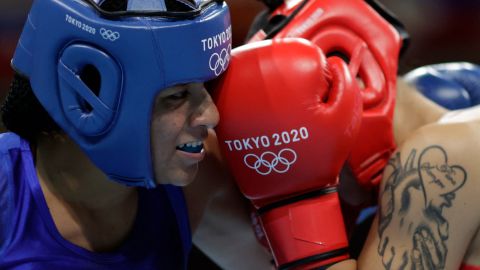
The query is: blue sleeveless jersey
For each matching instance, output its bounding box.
[0,132,191,269]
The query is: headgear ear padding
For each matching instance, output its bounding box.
[58,44,121,136]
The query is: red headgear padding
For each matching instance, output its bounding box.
[248,0,407,187]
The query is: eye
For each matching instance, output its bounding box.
[158,88,191,110]
[166,89,189,101]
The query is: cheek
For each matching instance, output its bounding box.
[152,120,175,151]
[151,109,187,135]
[150,119,177,184]
[150,114,186,160]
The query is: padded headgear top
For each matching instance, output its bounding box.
[248,0,407,187]
[12,0,232,188]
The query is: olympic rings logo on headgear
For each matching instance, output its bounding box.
[209,44,231,76]
[100,28,120,41]
[243,148,297,176]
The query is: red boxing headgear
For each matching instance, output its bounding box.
[249,0,408,188]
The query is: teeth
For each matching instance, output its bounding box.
[176,141,204,154]
[177,141,203,148]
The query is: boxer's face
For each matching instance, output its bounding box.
[150,83,219,186]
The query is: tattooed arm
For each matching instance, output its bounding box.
[357,122,480,270]
[329,122,480,270]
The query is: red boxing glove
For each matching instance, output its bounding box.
[249,0,405,188]
[213,38,362,269]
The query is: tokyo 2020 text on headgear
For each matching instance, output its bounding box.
[12,0,232,188]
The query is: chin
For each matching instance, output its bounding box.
[155,166,198,187]
[169,174,196,187]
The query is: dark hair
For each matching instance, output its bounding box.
[1,61,106,141]
[99,0,128,12]
[1,73,60,142]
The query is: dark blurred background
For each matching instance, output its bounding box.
[1,0,480,268]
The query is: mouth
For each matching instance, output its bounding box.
[176,141,204,154]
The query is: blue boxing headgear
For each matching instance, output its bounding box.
[12,0,232,188]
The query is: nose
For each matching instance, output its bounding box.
[191,88,220,130]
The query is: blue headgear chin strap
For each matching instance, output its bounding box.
[12,0,232,188]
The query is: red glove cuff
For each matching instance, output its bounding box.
[260,189,349,269]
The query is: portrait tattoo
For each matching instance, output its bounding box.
[377,145,467,270]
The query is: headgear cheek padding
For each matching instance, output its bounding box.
[306,28,385,109]
[58,44,121,136]
[12,0,232,188]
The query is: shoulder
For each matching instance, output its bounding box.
[0,132,32,186]
[0,132,29,153]
[0,132,29,256]
[402,107,480,185]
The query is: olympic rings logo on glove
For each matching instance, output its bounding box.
[100,28,120,42]
[243,148,297,176]
[209,44,231,76]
